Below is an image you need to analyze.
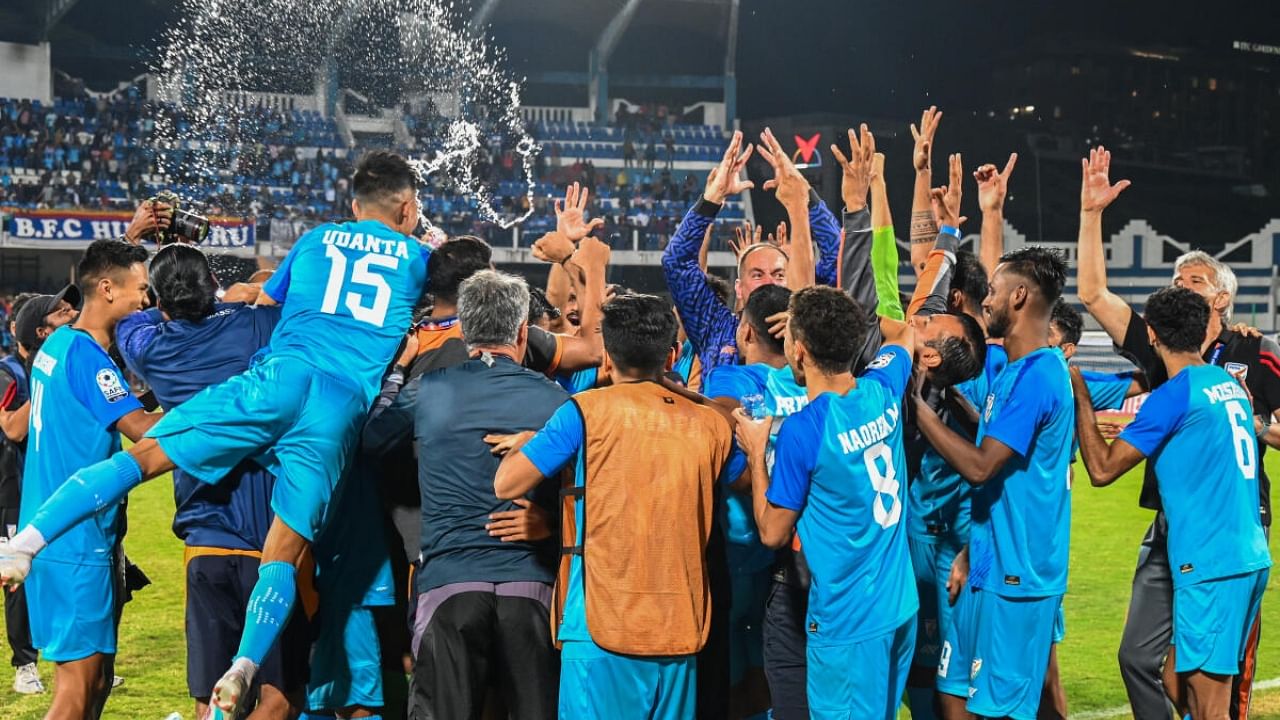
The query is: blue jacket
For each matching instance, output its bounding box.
[661,195,843,373]
[116,304,281,550]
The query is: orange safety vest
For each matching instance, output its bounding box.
[553,381,731,656]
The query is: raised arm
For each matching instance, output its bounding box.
[909,106,942,274]
[1077,146,1134,343]
[542,182,605,335]
[906,157,964,318]
[662,131,752,354]
[570,236,610,363]
[869,152,904,320]
[757,126,815,291]
[698,223,714,273]
[975,153,1017,279]
[830,125,881,317]
[810,197,842,288]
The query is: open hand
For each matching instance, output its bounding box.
[757,127,811,211]
[704,130,755,205]
[555,182,604,242]
[1080,146,1131,214]
[830,123,875,213]
[910,106,942,173]
[484,431,534,457]
[486,499,552,542]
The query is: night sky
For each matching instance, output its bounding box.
[1,0,1277,119]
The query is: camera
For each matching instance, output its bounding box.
[149,190,210,245]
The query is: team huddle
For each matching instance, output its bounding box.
[0,107,1273,720]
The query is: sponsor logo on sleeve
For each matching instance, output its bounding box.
[32,352,56,375]
[96,368,128,403]
[867,352,895,370]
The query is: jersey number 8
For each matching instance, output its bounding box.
[865,441,902,529]
[321,245,399,327]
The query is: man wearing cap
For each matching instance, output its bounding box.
[14,285,82,358]
[0,291,75,696]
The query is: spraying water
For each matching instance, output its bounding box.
[151,0,540,238]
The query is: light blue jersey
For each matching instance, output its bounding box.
[911,343,1008,540]
[768,346,917,645]
[20,326,144,661]
[972,347,1073,597]
[704,362,808,543]
[1119,364,1271,587]
[1081,369,1136,412]
[263,219,430,403]
[20,326,142,565]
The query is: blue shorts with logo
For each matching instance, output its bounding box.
[559,639,696,720]
[26,556,115,662]
[807,617,915,720]
[147,357,367,542]
[907,533,961,670]
[936,585,1060,720]
[1173,568,1269,675]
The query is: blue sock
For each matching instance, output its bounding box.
[30,452,142,544]
[233,561,297,666]
[906,686,938,720]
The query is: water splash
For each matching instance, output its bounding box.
[151,0,539,233]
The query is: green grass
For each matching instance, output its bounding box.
[3,460,1280,719]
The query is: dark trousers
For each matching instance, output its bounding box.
[1,507,36,667]
[696,526,730,720]
[762,580,809,720]
[411,590,557,720]
[1119,514,1265,720]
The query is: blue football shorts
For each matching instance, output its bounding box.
[147,356,367,542]
[25,555,116,662]
[937,585,1060,720]
[806,617,915,720]
[1173,568,1270,675]
[559,639,696,720]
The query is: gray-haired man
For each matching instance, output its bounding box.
[406,270,569,720]
[1077,149,1280,719]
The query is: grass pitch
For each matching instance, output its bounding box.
[3,456,1279,719]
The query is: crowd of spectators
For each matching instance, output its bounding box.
[1,86,737,249]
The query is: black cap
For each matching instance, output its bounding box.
[15,284,81,354]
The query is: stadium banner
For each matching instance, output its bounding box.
[1,208,256,251]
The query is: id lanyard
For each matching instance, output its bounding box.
[1208,341,1225,366]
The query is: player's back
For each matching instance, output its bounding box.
[117,303,282,406]
[972,346,1073,597]
[20,327,126,565]
[262,219,430,403]
[1126,364,1271,586]
[785,347,916,645]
